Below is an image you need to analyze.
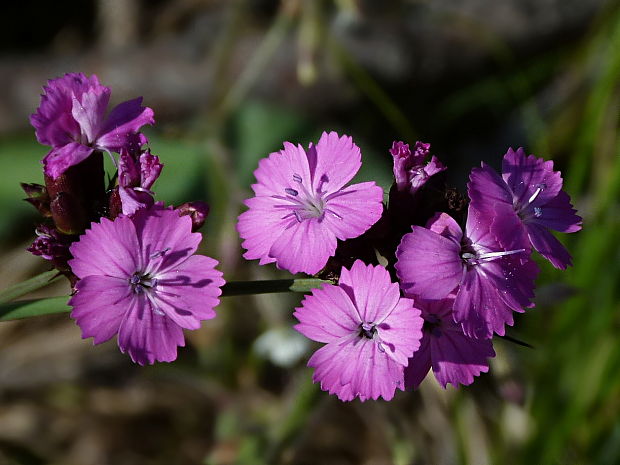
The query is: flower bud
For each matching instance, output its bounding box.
[177,201,210,231]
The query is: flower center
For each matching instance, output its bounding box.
[359,322,377,339]
[130,272,157,294]
[423,314,443,337]
[515,183,546,220]
[460,238,525,267]
[280,173,327,222]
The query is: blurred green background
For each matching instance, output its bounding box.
[0,0,619,464]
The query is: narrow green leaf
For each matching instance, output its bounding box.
[0,270,61,304]
[0,296,70,321]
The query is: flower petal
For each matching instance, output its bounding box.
[532,191,582,233]
[403,335,432,390]
[339,260,401,324]
[430,325,495,388]
[69,216,140,279]
[502,147,562,206]
[132,207,202,274]
[268,218,337,275]
[237,196,291,265]
[377,297,423,366]
[71,86,111,144]
[97,97,155,152]
[294,284,361,343]
[69,275,130,344]
[310,131,362,193]
[155,255,225,327]
[322,181,383,240]
[526,223,573,269]
[42,142,95,180]
[117,297,185,365]
[395,226,463,299]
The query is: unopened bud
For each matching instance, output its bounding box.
[177,201,210,231]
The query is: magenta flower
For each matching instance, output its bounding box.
[395,208,538,339]
[469,148,582,269]
[294,260,424,401]
[404,295,495,389]
[390,140,446,194]
[237,132,384,275]
[30,73,154,179]
[68,205,225,365]
[118,149,163,216]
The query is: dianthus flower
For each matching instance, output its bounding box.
[68,205,224,364]
[469,148,582,269]
[237,132,384,275]
[395,208,538,339]
[294,260,423,401]
[30,73,154,179]
[390,140,446,194]
[404,295,495,389]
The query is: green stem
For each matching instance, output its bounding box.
[0,270,61,305]
[0,278,331,322]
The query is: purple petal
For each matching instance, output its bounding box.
[69,275,130,344]
[294,284,361,343]
[339,260,401,324]
[30,73,102,147]
[377,297,423,366]
[139,151,163,190]
[311,131,362,193]
[252,142,313,197]
[526,223,573,269]
[132,208,202,274]
[71,86,111,144]
[430,325,495,388]
[427,212,463,244]
[96,97,155,152]
[395,226,462,299]
[117,297,185,365]
[237,196,289,266]
[532,190,582,233]
[502,147,562,206]
[119,187,154,216]
[42,142,95,180]
[453,267,516,338]
[322,181,384,240]
[268,219,337,275]
[155,255,225,326]
[335,336,405,401]
[69,216,140,279]
[403,335,432,390]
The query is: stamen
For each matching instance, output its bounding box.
[527,183,546,205]
[477,249,525,260]
[293,210,303,223]
[150,247,170,259]
[534,207,542,218]
[284,188,299,196]
[292,173,302,183]
[359,322,377,339]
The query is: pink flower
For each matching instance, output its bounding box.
[404,295,495,389]
[30,73,154,179]
[237,132,384,275]
[294,260,424,401]
[395,208,538,339]
[68,205,224,365]
[469,148,582,269]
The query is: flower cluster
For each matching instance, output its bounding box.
[25,73,224,364]
[239,136,580,399]
[22,72,581,398]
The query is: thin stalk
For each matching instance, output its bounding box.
[0,270,61,305]
[0,278,331,322]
